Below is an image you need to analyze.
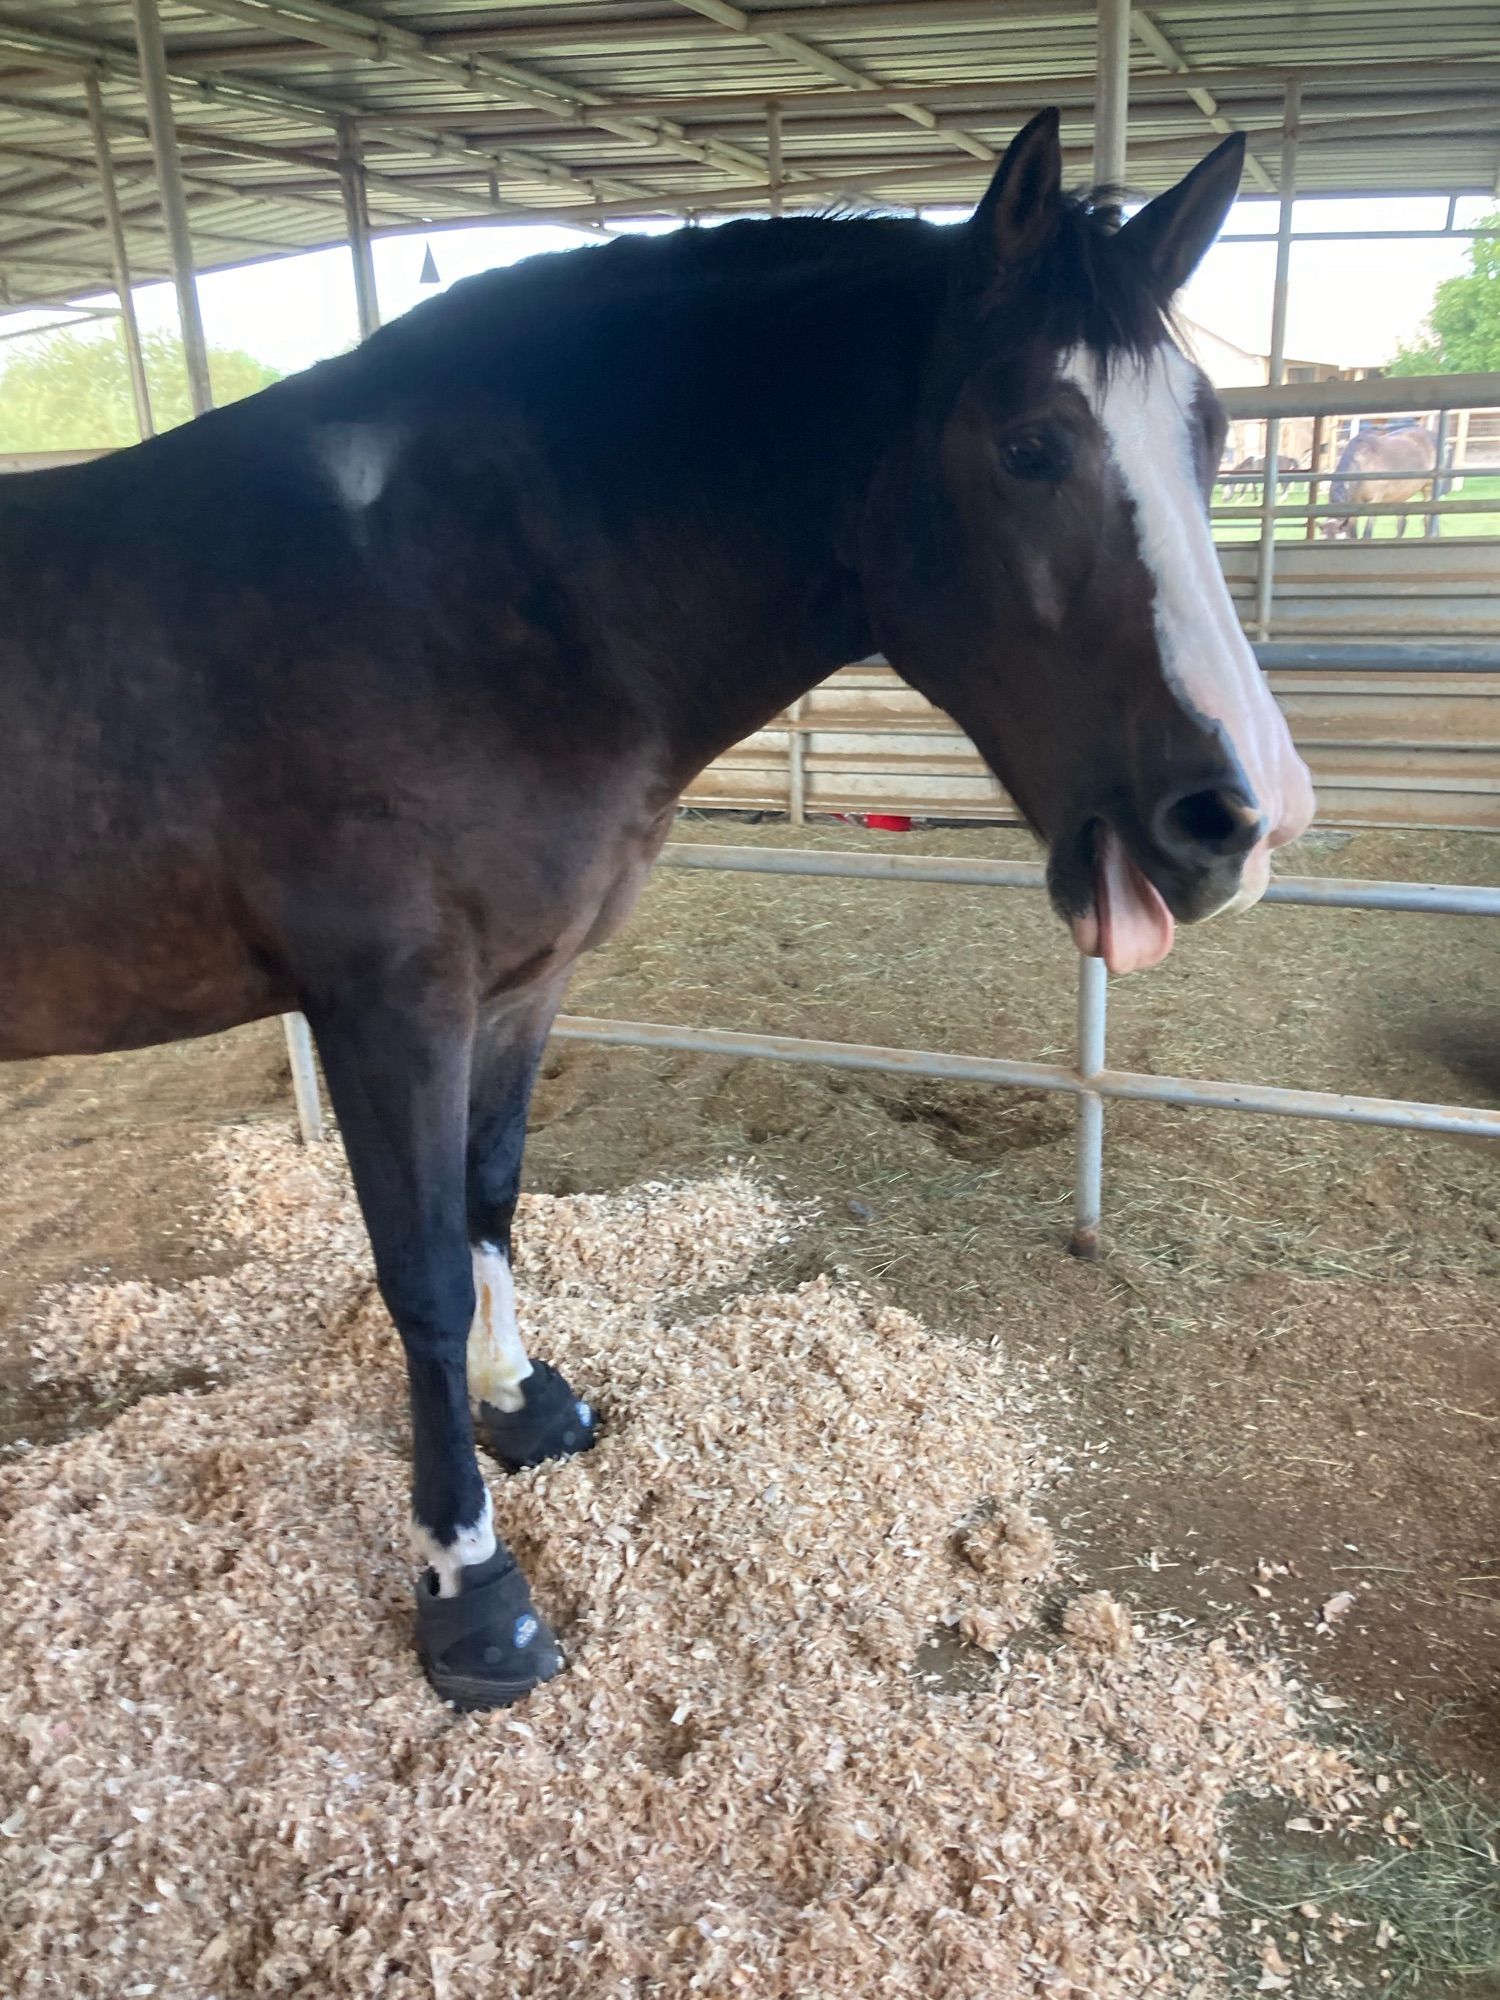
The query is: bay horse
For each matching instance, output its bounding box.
[0,113,1312,1708]
[1322,420,1438,539]
[1222,450,1300,501]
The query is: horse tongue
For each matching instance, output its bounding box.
[1093,827,1175,974]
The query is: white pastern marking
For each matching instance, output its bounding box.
[316,422,400,513]
[1063,344,1315,873]
[468,1242,534,1415]
[411,1487,495,1598]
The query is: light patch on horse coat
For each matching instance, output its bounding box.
[411,1486,495,1597]
[468,1242,534,1415]
[316,422,401,513]
[1063,342,1315,905]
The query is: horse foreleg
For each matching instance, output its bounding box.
[310,984,562,1710]
[467,989,599,1473]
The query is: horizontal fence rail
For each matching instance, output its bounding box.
[1220,374,1500,419]
[656,840,1500,916]
[689,647,1500,832]
[552,841,1500,1254]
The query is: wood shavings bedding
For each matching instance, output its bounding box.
[0,1125,1356,1998]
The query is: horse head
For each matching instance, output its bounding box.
[858,112,1315,973]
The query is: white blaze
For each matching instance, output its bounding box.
[1063,343,1315,908]
[468,1242,534,1416]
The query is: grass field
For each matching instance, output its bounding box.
[1212,470,1500,542]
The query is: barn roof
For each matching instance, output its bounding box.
[0,1,1496,312]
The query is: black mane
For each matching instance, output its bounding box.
[343,195,1165,400]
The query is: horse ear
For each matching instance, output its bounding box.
[1117,133,1245,296]
[971,109,1063,267]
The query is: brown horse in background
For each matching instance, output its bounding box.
[1322,420,1438,539]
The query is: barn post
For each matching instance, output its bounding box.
[1092,0,1130,189]
[766,99,784,215]
[337,117,381,340]
[128,0,213,417]
[766,101,808,824]
[84,76,154,440]
[1255,77,1301,638]
[131,2,322,1139]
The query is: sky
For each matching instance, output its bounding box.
[3,191,1490,382]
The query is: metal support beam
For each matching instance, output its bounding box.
[669,0,995,165]
[336,116,379,339]
[1129,8,1274,192]
[129,0,212,417]
[767,98,783,215]
[83,76,154,440]
[1093,0,1131,189]
[1255,78,1301,641]
[184,0,770,192]
[0,17,622,233]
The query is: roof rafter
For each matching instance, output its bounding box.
[0,16,622,229]
[666,0,996,165]
[182,0,811,194]
[1129,9,1275,190]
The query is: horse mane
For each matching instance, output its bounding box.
[358,214,940,358]
[350,193,1166,388]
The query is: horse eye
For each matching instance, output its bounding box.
[999,430,1067,481]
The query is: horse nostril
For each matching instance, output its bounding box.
[1155,786,1265,863]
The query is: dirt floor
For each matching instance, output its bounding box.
[0,815,1497,1807]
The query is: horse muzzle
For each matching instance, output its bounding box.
[1049,760,1314,975]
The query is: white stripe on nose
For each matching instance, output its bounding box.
[1062,344,1315,857]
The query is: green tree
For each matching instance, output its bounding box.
[1389,216,1500,374]
[0,325,280,449]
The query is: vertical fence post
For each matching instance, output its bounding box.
[1255,77,1300,639]
[84,77,154,441]
[282,1012,325,1146]
[129,0,212,417]
[1427,406,1450,539]
[1305,409,1324,539]
[1070,953,1107,1258]
[786,697,806,825]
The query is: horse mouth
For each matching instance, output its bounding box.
[1054,823,1175,975]
[1047,818,1268,976]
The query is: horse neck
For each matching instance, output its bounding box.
[377,228,949,784]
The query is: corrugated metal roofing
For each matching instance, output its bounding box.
[0,0,1495,310]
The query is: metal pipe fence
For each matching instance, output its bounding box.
[550,841,1500,1256]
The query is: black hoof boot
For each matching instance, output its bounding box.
[415,1549,562,1710]
[477,1360,599,1473]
